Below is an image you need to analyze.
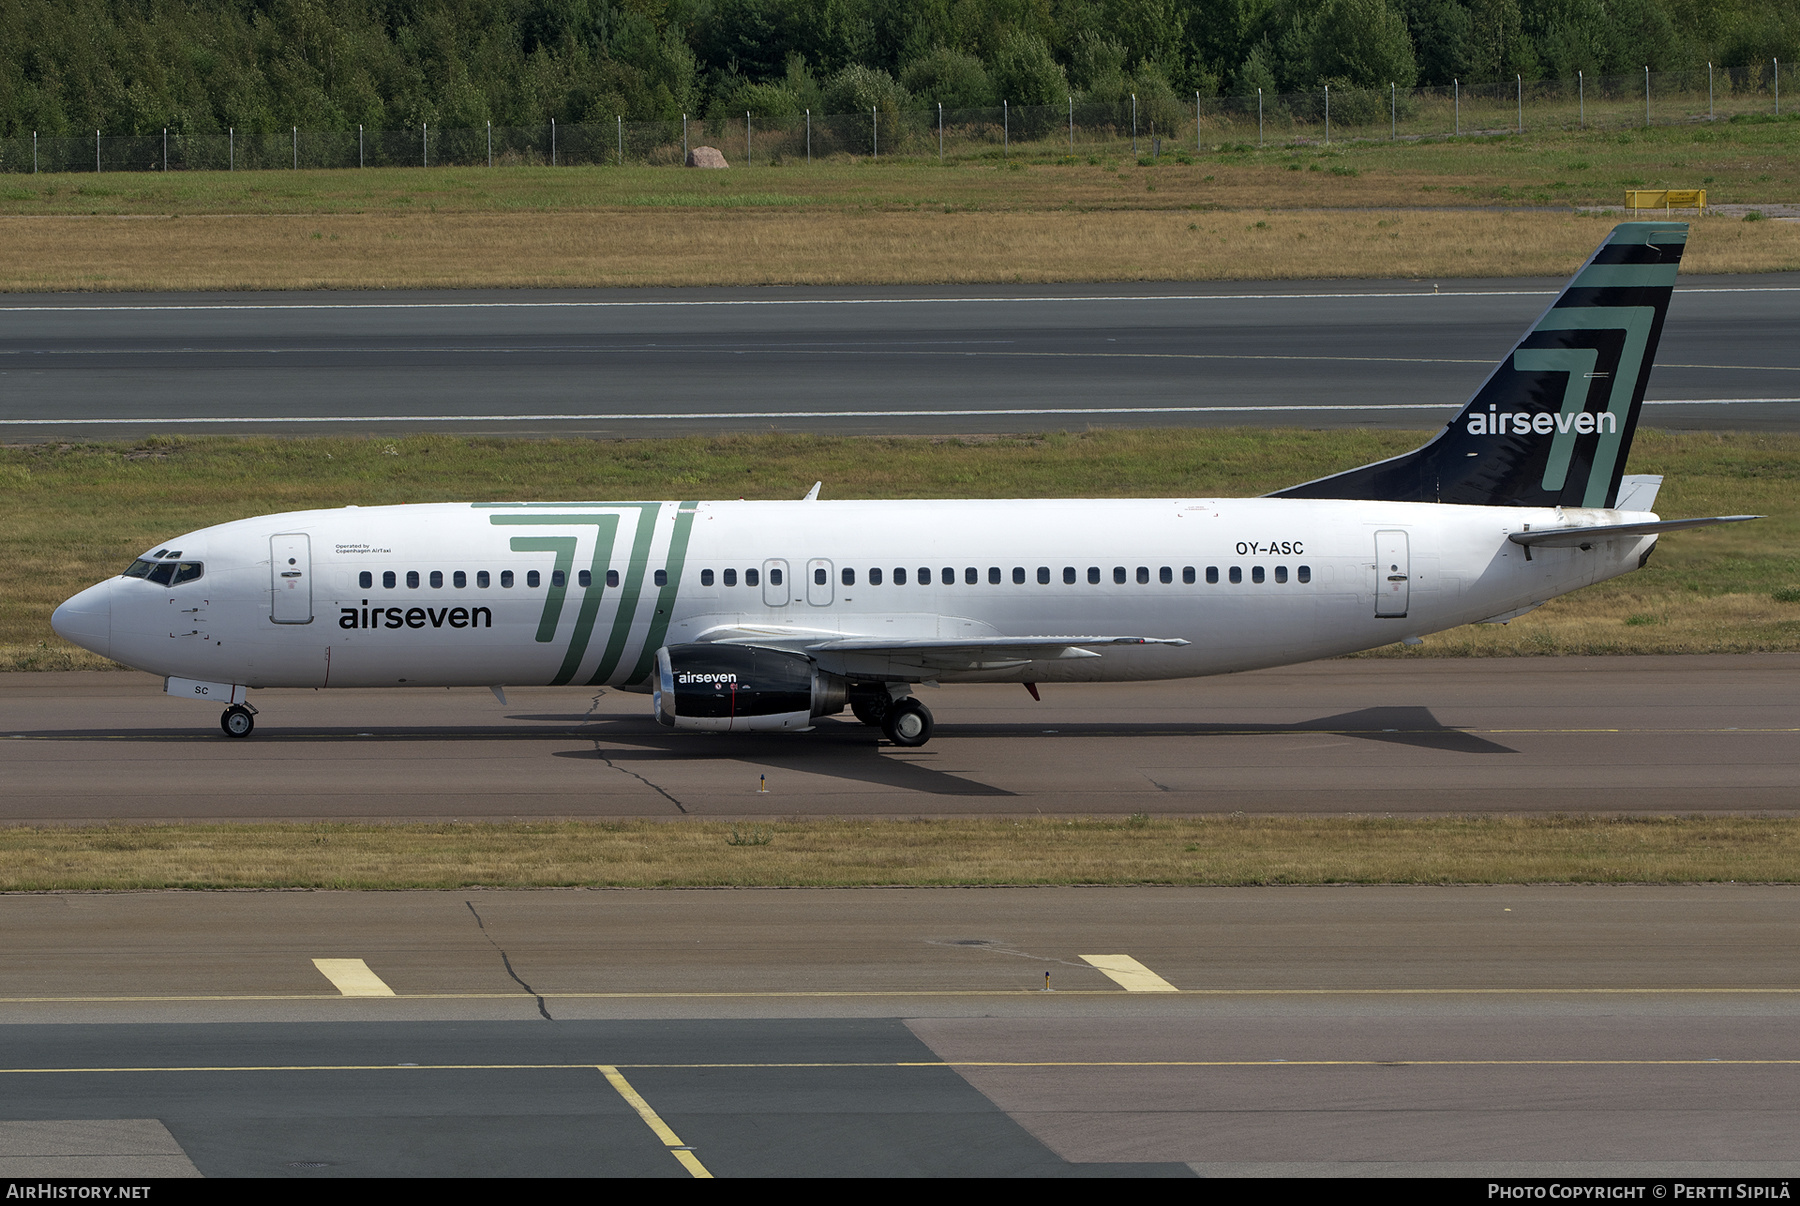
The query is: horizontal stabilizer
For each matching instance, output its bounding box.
[1508,515,1760,549]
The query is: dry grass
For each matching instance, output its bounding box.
[2,207,1794,293]
[2,815,1795,890]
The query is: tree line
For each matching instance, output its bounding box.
[2,0,1793,138]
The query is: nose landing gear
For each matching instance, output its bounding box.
[220,703,257,738]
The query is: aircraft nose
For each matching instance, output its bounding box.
[51,580,112,658]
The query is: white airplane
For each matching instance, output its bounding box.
[52,221,1754,746]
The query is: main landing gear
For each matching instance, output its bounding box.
[848,686,934,748]
[220,703,257,738]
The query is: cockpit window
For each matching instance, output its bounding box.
[172,562,203,585]
[124,559,155,578]
[124,558,203,585]
[146,562,177,585]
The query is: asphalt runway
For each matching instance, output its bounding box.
[1,276,1796,440]
[3,654,1797,821]
[1,887,1797,1177]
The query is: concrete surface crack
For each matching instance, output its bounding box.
[466,900,553,1021]
[585,690,688,814]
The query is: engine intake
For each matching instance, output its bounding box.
[654,644,847,732]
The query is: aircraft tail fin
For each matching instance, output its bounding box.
[1273,221,1687,509]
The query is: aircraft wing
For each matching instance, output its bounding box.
[1508,515,1760,549]
[693,628,1188,673]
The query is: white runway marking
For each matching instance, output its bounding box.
[311,958,395,997]
[1,398,1793,426]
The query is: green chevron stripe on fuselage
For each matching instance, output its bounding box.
[625,501,699,687]
[491,514,622,685]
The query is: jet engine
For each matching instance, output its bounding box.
[653,643,848,731]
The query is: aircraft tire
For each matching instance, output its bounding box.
[221,705,255,738]
[882,699,932,747]
[850,696,888,727]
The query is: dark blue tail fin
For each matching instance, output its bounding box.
[1274,221,1686,508]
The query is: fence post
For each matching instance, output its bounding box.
[1645,66,1650,127]
[359,125,364,168]
[1073,96,1077,152]
[423,122,428,168]
[683,114,688,163]
[1324,84,1329,145]
[1776,58,1781,116]
[1195,90,1200,150]
[808,110,812,164]
[1454,79,1459,135]
[939,103,943,160]
[1391,83,1396,139]
[1131,93,1137,155]
[746,111,751,167]
[873,106,878,159]
[230,127,234,171]
[551,117,556,166]
[33,131,37,173]
[1578,72,1584,127]
[1517,74,1522,133]
[1707,63,1713,118]
[293,126,297,169]
[487,121,492,168]
[1003,100,1007,157]
[1258,88,1263,148]
[96,129,100,172]
[617,115,622,166]
[163,128,167,171]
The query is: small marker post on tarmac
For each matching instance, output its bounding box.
[1044,971,1051,991]
[758,773,767,794]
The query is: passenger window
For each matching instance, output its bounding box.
[550,570,565,588]
[406,571,420,589]
[747,568,760,587]
[654,569,667,587]
[1298,565,1312,584]
[147,562,176,585]
[1037,566,1050,585]
[701,569,714,586]
[1229,567,1242,584]
[477,571,490,588]
[1159,567,1172,584]
[768,568,781,586]
[1013,567,1025,585]
[1183,567,1196,584]
[454,570,467,588]
[941,567,954,585]
[501,570,514,588]
[1063,567,1076,584]
[815,568,828,586]
[723,568,737,587]
[384,571,397,589]
[988,567,1000,585]
[965,567,977,585]
[430,570,444,588]
[528,570,541,588]
[892,567,905,585]
[173,563,204,585]
[918,567,932,585]
[124,559,155,578]
[607,570,619,588]
[1275,566,1288,584]
[842,568,855,586]
[359,571,372,589]
[1113,567,1126,584]
[1252,566,1265,584]
[1206,566,1219,584]
[1088,567,1100,585]
[869,567,882,585]
[1136,567,1149,584]
[577,570,591,587]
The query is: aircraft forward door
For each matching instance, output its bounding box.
[1375,530,1410,618]
[271,533,313,623]
[762,559,790,607]
[806,559,833,606]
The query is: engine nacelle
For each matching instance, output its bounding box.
[654,644,848,732]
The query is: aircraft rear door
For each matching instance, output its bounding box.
[1374,530,1410,618]
[271,533,313,624]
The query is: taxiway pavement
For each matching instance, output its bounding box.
[2,655,1795,821]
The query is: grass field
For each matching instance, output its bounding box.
[0,119,1794,290]
[3,428,1795,671]
[2,815,1796,890]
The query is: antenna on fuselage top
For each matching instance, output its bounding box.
[803,482,822,501]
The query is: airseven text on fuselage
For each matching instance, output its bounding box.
[1467,407,1619,437]
[340,604,494,630]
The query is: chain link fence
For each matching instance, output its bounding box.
[0,64,1783,174]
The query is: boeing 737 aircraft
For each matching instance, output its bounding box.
[52,221,1753,747]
